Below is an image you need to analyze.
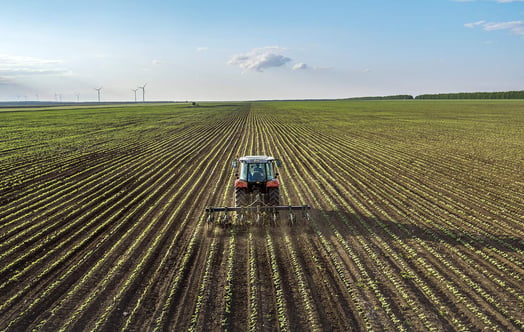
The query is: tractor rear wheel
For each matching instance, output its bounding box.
[235,188,248,207]
[267,188,280,206]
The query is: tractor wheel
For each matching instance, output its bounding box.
[235,188,248,207]
[267,188,280,206]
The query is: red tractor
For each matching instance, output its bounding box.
[206,155,310,225]
[233,155,281,207]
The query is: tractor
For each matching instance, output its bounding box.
[205,155,310,225]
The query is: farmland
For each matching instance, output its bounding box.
[0,100,523,331]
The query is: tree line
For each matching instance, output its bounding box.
[415,91,524,99]
[345,90,524,100]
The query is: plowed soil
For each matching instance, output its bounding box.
[0,101,523,331]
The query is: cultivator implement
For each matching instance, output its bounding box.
[205,204,311,226]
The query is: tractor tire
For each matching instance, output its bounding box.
[235,188,248,207]
[267,188,280,206]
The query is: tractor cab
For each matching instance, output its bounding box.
[233,155,281,184]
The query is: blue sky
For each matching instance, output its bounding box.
[1,0,523,101]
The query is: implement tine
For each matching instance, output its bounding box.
[288,206,296,225]
[237,208,245,225]
[206,208,214,224]
[221,207,231,225]
[255,205,261,224]
[272,208,278,225]
[303,206,311,221]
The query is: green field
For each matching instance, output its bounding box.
[1,100,523,331]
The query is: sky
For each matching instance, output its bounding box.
[1,0,523,101]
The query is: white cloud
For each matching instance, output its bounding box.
[228,47,292,72]
[292,63,309,70]
[464,20,486,28]
[0,54,61,67]
[0,54,67,77]
[197,47,209,52]
[465,20,524,35]
[483,21,524,34]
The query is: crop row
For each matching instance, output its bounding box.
[251,103,522,330]
[0,105,250,330]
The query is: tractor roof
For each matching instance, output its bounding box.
[239,155,275,163]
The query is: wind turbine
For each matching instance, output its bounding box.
[95,87,102,102]
[138,83,147,102]
[132,88,138,102]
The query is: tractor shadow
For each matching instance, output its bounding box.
[318,208,523,253]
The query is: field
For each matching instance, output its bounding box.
[0,100,523,331]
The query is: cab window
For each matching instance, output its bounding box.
[248,163,266,182]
